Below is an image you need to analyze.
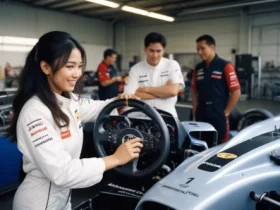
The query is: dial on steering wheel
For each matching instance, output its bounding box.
[93,99,170,178]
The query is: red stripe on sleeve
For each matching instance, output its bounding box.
[191,68,197,89]
[98,63,111,82]
[224,63,240,92]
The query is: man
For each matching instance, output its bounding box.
[129,56,137,68]
[97,49,122,100]
[124,32,184,118]
[191,35,241,146]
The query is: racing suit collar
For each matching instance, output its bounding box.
[54,92,72,108]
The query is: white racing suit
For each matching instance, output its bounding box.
[13,93,114,210]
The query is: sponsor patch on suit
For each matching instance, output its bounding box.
[197,76,204,80]
[211,74,222,79]
[61,130,71,139]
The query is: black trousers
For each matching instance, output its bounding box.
[195,104,228,146]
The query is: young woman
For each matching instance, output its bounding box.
[6,31,142,210]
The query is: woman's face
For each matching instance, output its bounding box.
[47,48,83,95]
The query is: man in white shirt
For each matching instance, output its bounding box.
[124,32,185,118]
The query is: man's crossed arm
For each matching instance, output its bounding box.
[135,80,181,100]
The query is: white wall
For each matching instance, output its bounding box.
[250,12,280,68]
[248,5,280,93]
[0,3,113,71]
[116,8,240,71]
[115,1,280,71]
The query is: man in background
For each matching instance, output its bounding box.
[124,32,184,118]
[97,49,122,100]
[191,35,241,146]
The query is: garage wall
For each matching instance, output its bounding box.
[115,9,240,71]
[116,2,280,72]
[0,3,113,71]
[250,12,280,68]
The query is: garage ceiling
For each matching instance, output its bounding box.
[7,0,280,22]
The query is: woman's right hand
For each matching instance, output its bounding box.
[113,138,143,165]
[102,138,143,171]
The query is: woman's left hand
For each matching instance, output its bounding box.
[117,93,140,100]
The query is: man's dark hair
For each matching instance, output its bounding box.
[196,34,216,46]
[104,49,117,59]
[144,32,166,48]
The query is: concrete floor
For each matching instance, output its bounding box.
[1,99,279,210]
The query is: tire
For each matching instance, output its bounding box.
[229,108,243,130]
[237,109,274,131]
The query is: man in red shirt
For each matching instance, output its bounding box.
[97,49,122,100]
[191,35,241,146]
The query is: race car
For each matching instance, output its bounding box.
[136,115,280,210]
[0,97,277,210]
[74,99,278,210]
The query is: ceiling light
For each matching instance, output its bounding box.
[121,5,175,22]
[148,12,174,22]
[85,0,119,8]
[121,5,149,16]
[2,36,38,46]
[0,45,33,52]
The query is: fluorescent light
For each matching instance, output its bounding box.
[121,5,175,22]
[121,5,148,16]
[0,36,37,52]
[0,45,33,52]
[85,0,119,8]
[148,12,175,22]
[2,36,38,46]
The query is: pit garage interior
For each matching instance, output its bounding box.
[1,0,280,210]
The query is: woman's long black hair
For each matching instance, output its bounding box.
[6,31,86,142]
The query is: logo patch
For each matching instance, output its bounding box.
[139,75,147,78]
[29,121,44,131]
[139,80,149,83]
[212,71,222,75]
[61,130,71,139]
[122,134,136,143]
[217,152,237,159]
[31,127,47,137]
[75,110,80,120]
[197,76,204,80]
[211,75,222,79]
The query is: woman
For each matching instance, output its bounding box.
[6,31,143,210]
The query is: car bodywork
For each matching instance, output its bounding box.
[136,116,280,210]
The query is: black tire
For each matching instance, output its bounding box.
[229,108,243,130]
[237,109,274,131]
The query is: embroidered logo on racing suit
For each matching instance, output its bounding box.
[75,109,80,120]
[61,130,71,139]
[60,126,71,139]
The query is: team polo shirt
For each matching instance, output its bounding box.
[97,61,119,100]
[191,55,240,108]
[124,57,185,117]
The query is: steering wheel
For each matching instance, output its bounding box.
[93,99,170,178]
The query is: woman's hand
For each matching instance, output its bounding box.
[113,138,143,165]
[102,138,143,170]
[117,93,140,100]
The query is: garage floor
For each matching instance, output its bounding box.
[0,99,279,210]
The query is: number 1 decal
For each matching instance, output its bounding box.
[186,178,195,184]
